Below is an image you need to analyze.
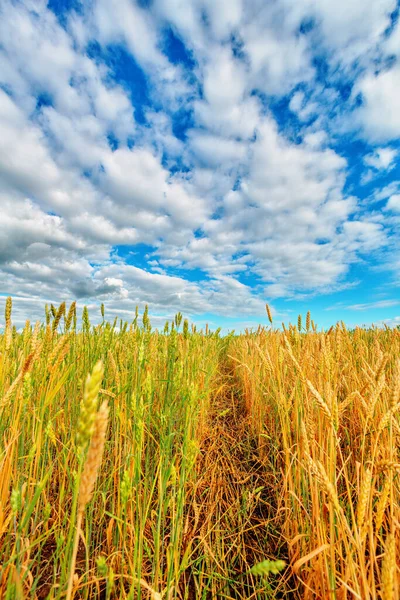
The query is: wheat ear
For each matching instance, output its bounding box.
[381,532,396,600]
[265,303,273,325]
[66,401,109,600]
[5,296,12,351]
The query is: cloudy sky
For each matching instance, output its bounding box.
[0,0,400,329]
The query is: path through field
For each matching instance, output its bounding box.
[187,358,291,599]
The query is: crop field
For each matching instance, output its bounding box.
[1,298,400,599]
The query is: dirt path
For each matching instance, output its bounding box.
[186,359,287,599]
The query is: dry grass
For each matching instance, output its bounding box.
[0,299,399,599]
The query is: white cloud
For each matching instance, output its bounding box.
[299,0,396,62]
[386,195,400,213]
[376,316,400,327]
[93,0,166,68]
[345,299,399,310]
[101,147,167,209]
[303,130,328,148]
[342,2,400,142]
[189,132,248,167]
[92,0,192,111]
[289,91,305,113]
[193,48,260,139]
[289,90,318,121]
[364,147,397,170]
[373,182,400,202]
[241,9,314,95]
[157,115,388,296]
[0,89,99,217]
[355,65,400,141]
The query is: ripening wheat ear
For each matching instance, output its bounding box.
[265,304,273,325]
[375,476,391,534]
[65,301,76,331]
[77,360,104,450]
[5,296,12,351]
[1,352,34,408]
[381,532,396,600]
[391,358,400,409]
[357,467,372,538]
[52,301,66,334]
[78,401,109,511]
[297,314,302,332]
[66,401,109,600]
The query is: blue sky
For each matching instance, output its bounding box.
[0,0,400,330]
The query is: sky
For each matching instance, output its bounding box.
[0,0,400,331]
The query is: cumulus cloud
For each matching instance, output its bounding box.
[355,66,400,142]
[364,148,397,171]
[386,195,400,213]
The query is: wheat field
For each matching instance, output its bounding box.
[1,298,399,599]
